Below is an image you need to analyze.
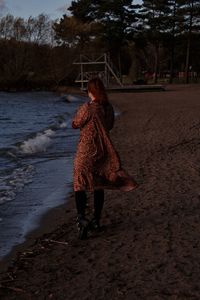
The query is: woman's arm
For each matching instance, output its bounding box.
[72,103,90,129]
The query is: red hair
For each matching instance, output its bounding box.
[87,77,108,105]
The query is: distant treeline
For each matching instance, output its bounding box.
[0,14,77,90]
[0,0,200,90]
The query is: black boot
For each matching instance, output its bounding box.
[89,189,104,231]
[89,218,100,231]
[75,191,88,239]
[76,214,88,240]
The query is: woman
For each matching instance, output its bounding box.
[72,77,138,239]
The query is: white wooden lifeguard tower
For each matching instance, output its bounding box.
[73,53,123,89]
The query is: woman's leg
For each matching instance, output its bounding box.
[75,191,87,218]
[75,191,88,239]
[90,189,104,230]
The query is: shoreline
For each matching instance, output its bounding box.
[0,90,83,269]
[0,195,73,272]
[1,85,200,299]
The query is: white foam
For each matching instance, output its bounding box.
[65,94,84,102]
[60,121,67,129]
[62,118,73,129]
[44,129,55,137]
[20,129,55,154]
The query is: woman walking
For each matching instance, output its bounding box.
[72,77,138,239]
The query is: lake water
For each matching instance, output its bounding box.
[0,91,86,258]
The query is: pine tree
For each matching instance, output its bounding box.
[53,15,95,50]
[68,0,140,56]
[140,0,171,83]
[178,0,200,83]
[166,0,177,83]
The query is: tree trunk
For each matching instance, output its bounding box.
[169,42,175,84]
[169,2,176,84]
[185,32,191,84]
[118,52,122,83]
[154,43,159,84]
[185,0,194,84]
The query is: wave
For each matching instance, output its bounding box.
[0,165,35,205]
[19,129,55,155]
[61,94,88,103]
[0,111,75,205]
[0,121,72,166]
[0,123,65,205]
[0,124,64,205]
[19,118,72,155]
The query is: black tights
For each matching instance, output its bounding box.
[75,190,104,220]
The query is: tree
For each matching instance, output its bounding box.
[0,14,15,39]
[13,17,26,41]
[68,0,140,57]
[140,0,171,83]
[53,15,95,50]
[54,0,141,80]
[165,0,180,83]
[25,14,53,44]
[0,13,77,90]
[48,45,77,87]
[0,14,53,44]
[178,0,200,83]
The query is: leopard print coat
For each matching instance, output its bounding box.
[72,101,138,192]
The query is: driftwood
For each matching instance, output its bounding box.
[43,239,68,246]
[0,284,24,293]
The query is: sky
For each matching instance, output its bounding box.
[0,0,142,19]
[0,0,72,19]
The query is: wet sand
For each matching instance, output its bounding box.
[1,84,200,299]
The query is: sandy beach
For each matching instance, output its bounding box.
[1,84,200,299]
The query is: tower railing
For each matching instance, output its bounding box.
[73,53,123,89]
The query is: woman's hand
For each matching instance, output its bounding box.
[72,121,78,129]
